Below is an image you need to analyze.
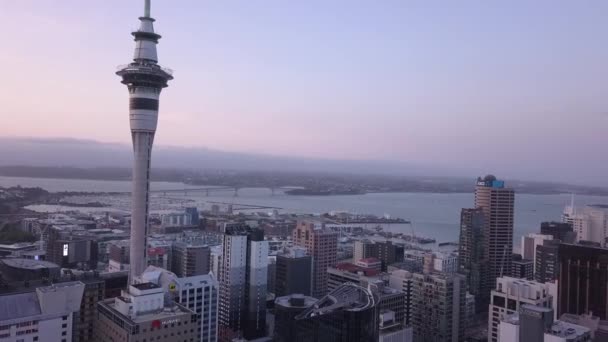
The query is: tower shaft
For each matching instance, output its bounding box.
[118,0,172,283]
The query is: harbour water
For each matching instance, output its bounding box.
[3,176,608,245]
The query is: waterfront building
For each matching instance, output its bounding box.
[475,175,515,299]
[292,220,338,298]
[218,224,268,341]
[562,205,608,246]
[141,266,219,342]
[0,281,84,342]
[94,282,197,342]
[499,305,591,342]
[275,247,312,297]
[558,243,608,320]
[488,277,554,342]
[117,0,174,283]
[172,241,210,277]
[458,207,489,312]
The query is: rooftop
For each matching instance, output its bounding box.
[295,283,376,319]
[1,258,59,270]
[335,262,381,276]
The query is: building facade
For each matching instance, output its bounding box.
[141,266,219,342]
[458,207,488,313]
[535,239,560,283]
[218,224,268,341]
[275,247,313,297]
[411,273,465,342]
[475,175,515,298]
[292,220,338,298]
[558,243,608,320]
[172,242,210,278]
[294,283,379,342]
[0,281,84,342]
[94,283,197,342]
[488,277,554,342]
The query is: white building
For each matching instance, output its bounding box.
[161,212,192,227]
[521,233,553,273]
[499,305,591,342]
[0,281,84,342]
[433,252,459,274]
[141,266,219,342]
[489,277,554,342]
[563,205,608,247]
[379,310,413,342]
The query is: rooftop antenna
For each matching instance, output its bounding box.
[144,0,151,17]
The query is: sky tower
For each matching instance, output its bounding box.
[117,0,173,283]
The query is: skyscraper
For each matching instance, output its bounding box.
[475,175,515,291]
[218,224,268,341]
[458,207,488,312]
[275,247,313,297]
[558,243,608,320]
[116,0,173,283]
[292,220,338,298]
[535,239,560,283]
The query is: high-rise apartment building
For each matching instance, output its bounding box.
[558,243,608,320]
[218,224,268,341]
[117,0,173,283]
[535,239,560,283]
[411,273,466,342]
[275,247,313,297]
[292,220,338,298]
[458,207,489,312]
[141,266,219,342]
[172,241,210,277]
[475,175,515,298]
[488,277,554,342]
[0,281,84,342]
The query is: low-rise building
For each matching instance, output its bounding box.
[0,281,85,342]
